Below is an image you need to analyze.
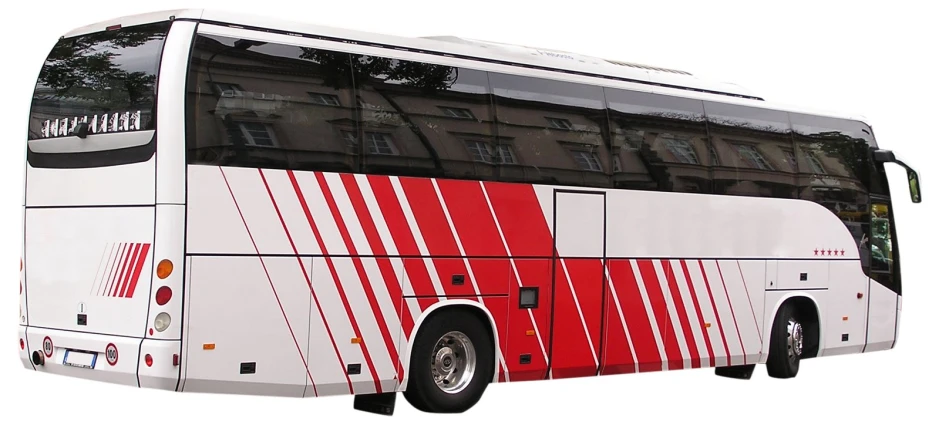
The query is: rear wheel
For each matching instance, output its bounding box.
[767,302,803,378]
[403,308,494,413]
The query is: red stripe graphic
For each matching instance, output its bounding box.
[680,260,715,368]
[289,170,383,394]
[315,172,401,387]
[123,243,151,298]
[663,261,701,368]
[599,263,637,375]
[607,260,661,372]
[715,261,747,364]
[366,176,437,311]
[220,167,317,394]
[110,243,134,297]
[342,174,410,382]
[117,243,142,298]
[698,260,731,366]
[99,243,120,297]
[260,169,352,395]
[637,260,682,370]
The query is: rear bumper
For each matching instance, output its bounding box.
[18,325,181,391]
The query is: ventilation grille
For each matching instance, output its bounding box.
[603,59,692,75]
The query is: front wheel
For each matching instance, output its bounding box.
[403,309,494,413]
[767,302,803,378]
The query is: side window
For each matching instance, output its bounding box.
[185,34,358,172]
[789,113,873,266]
[605,88,711,193]
[489,73,611,187]
[702,101,797,198]
[870,203,895,274]
[347,55,496,180]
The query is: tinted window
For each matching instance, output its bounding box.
[186,35,358,171]
[789,112,872,265]
[702,101,797,198]
[605,88,712,193]
[490,73,611,187]
[29,21,170,141]
[348,54,496,179]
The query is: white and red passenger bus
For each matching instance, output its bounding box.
[18,9,922,415]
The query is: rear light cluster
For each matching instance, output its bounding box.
[152,259,174,334]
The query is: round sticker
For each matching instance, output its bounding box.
[42,336,53,358]
[105,343,118,366]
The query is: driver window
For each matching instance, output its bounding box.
[870,203,894,273]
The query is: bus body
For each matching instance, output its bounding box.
[18,9,921,414]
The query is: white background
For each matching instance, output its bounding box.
[4,0,936,432]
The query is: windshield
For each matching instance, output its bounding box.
[27,21,170,140]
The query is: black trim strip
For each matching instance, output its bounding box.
[26,141,155,169]
[25,204,156,210]
[404,293,508,299]
[765,287,828,292]
[177,18,762,102]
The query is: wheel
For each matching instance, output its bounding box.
[403,309,494,413]
[767,302,803,378]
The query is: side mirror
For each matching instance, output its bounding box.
[873,149,921,204]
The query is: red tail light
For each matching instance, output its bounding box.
[155,286,172,306]
[19,339,24,350]
[145,354,153,367]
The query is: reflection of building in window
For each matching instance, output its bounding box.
[807,153,827,174]
[307,92,340,106]
[464,139,516,164]
[784,149,798,171]
[563,142,602,171]
[342,131,398,155]
[662,137,699,164]
[546,117,574,130]
[439,106,476,119]
[213,82,244,95]
[236,122,276,147]
[708,145,720,166]
[732,142,773,170]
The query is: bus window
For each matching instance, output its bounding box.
[870,203,894,274]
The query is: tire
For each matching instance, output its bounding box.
[766,302,803,378]
[403,308,494,413]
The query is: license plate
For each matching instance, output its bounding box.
[63,349,97,369]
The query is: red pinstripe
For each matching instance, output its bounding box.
[313,172,401,387]
[221,167,318,394]
[100,243,121,297]
[680,260,716,367]
[123,243,150,298]
[715,261,747,364]
[366,176,437,311]
[637,260,682,370]
[698,260,731,366]
[110,243,135,297]
[607,260,661,372]
[291,171,383,393]
[260,169,351,395]
[663,261,701,368]
[117,243,141,297]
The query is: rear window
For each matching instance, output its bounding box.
[28,21,170,140]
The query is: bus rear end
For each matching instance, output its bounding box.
[18,13,193,391]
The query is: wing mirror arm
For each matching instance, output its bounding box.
[872,149,921,203]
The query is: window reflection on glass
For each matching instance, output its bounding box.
[870,203,893,273]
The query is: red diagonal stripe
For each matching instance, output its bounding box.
[698,260,731,366]
[124,243,150,298]
[111,243,135,297]
[637,260,682,370]
[314,172,398,390]
[221,167,318,395]
[289,170,382,394]
[99,243,119,296]
[680,260,715,368]
[608,260,661,372]
[118,243,142,298]
[663,260,701,368]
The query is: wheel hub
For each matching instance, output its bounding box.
[431,331,477,394]
[787,319,803,359]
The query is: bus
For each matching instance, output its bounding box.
[18,9,922,415]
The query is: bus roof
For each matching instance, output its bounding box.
[59,8,874,129]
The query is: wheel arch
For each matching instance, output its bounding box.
[760,291,825,362]
[398,299,500,392]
